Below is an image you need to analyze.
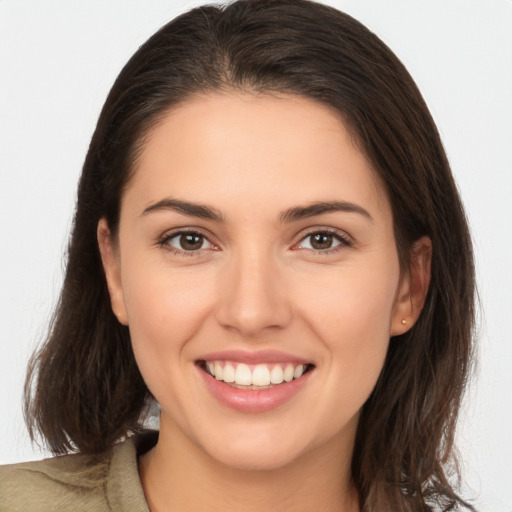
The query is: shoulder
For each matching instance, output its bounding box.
[0,432,156,512]
[0,450,111,511]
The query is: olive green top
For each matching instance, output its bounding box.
[0,432,158,512]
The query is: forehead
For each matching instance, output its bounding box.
[125,92,390,221]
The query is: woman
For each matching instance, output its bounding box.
[0,0,476,510]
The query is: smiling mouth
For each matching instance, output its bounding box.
[198,360,315,389]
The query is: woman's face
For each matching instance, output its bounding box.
[100,92,420,471]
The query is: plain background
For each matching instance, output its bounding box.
[1,1,511,510]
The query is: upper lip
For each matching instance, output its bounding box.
[197,349,312,365]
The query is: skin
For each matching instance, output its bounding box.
[98,92,431,512]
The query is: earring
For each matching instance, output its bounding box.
[401,319,407,325]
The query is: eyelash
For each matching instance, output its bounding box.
[158,228,352,257]
[158,228,216,257]
[294,228,352,255]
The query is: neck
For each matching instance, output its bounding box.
[139,419,360,512]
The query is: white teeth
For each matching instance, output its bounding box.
[252,364,271,386]
[223,363,235,383]
[270,365,284,384]
[234,363,252,385]
[214,362,223,380]
[205,361,310,387]
[293,364,305,379]
[283,364,294,382]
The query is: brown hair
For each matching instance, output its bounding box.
[24,1,476,510]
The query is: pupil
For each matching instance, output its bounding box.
[180,234,203,250]
[311,233,332,249]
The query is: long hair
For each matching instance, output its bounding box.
[24,1,476,510]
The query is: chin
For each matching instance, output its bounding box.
[194,422,324,473]
[207,443,305,472]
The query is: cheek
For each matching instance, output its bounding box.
[299,259,398,339]
[296,257,399,391]
[121,264,215,381]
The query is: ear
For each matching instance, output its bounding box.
[97,218,128,325]
[391,236,432,335]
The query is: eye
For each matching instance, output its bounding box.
[162,231,215,252]
[296,230,350,252]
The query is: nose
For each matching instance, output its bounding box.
[214,248,293,338]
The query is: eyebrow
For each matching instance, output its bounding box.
[279,201,373,223]
[141,198,224,222]
[141,198,372,223]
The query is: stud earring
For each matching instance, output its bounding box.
[401,319,407,325]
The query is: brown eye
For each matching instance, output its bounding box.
[179,233,204,250]
[310,233,334,250]
[296,231,348,252]
[164,232,213,252]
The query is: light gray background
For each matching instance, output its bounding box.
[1,1,511,510]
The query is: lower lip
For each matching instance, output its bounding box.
[198,366,313,413]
